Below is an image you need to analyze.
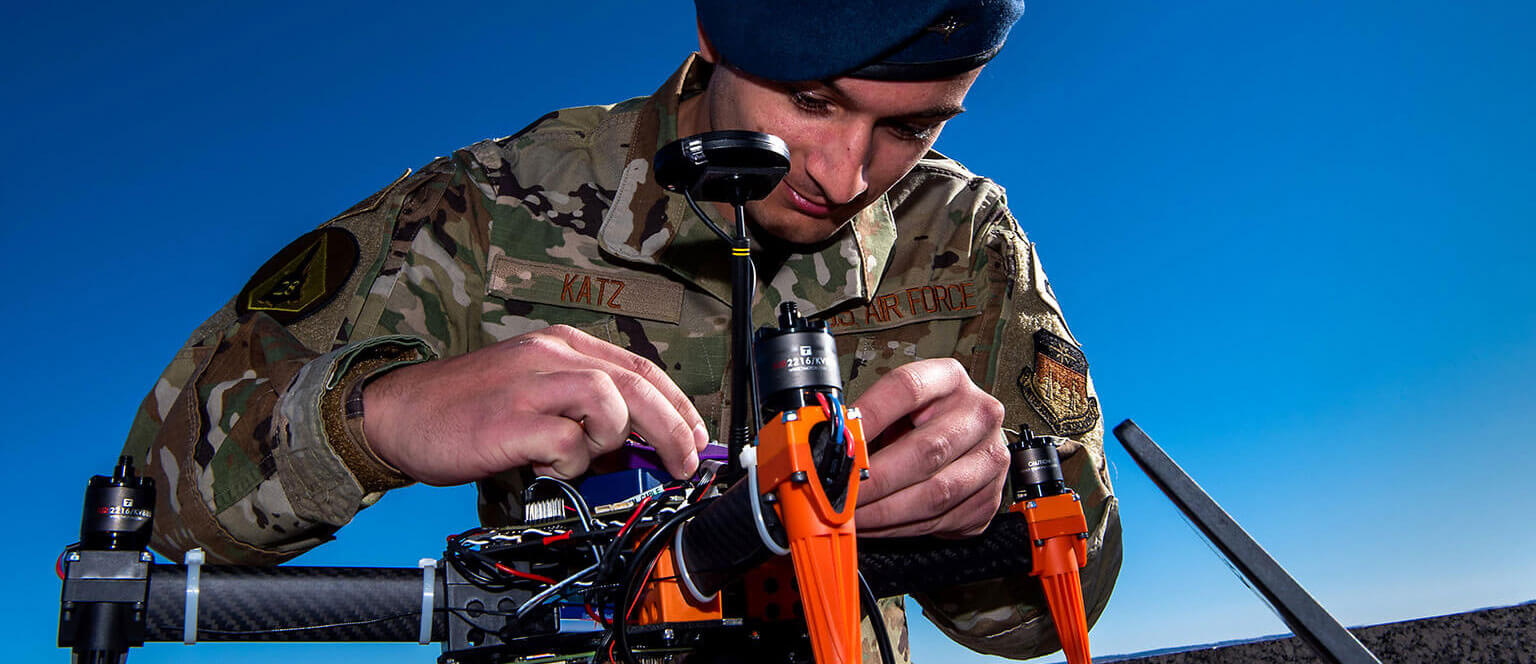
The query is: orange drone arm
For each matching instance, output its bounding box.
[756,403,869,664]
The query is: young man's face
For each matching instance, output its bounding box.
[682,49,982,245]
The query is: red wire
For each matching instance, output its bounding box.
[625,556,662,621]
[814,391,857,457]
[616,496,652,540]
[585,602,607,626]
[602,555,664,663]
[693,474,717,503]
[492,562,557,585]
[448,527,484,543]
[612,515,667,663]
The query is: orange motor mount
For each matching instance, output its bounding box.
[1007,429,1093,664]
[751,303,870,664]
[755,400,869,664]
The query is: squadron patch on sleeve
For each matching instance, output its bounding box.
[236,227,359,325]
[1018,329,1100,436]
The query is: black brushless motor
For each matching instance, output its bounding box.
[81,456,155,551]
[1009,428,1068,501]
[754,302,842,417]
[679,302,849,597]
[61,457,156,664]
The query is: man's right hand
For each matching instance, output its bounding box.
[361,325,710,484]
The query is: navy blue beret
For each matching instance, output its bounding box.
[694,0,1025,82]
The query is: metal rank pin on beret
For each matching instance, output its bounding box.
[694,0,1026,82]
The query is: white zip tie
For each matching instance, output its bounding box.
[183,548,203,645]
[741,446,790,556]
[418,558,436,645]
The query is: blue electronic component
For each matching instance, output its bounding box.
[577,469,668,507]
[556,605,606,634]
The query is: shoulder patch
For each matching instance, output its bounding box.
[236,227,359,325]
[1018,329,1100,436]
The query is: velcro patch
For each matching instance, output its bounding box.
[822,280,984,334]
[237,228,359,324]
[1019,329,1100,436]
[487,256,684,324]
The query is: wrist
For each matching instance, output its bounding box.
[358,367,411,475]
[320,338,436,493]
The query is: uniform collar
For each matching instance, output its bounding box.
[597,55,897,319]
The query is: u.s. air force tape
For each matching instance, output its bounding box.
[236,227,360,324]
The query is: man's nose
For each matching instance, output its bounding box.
[805,123,872,205]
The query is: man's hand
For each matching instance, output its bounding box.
[852,358,1009,538]
[361,325,711,484]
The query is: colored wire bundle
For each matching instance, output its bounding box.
[444,474,719,663]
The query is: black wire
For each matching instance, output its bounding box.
[859,572,897,664]
[189,604,547,639]
[684,191,733,243]
[745,258,763,432]
[448,546,567,593]
[446,550,513,591]
[445,529,546,591]
[529,476,595,530]
[594,498,664,585]
[191,604,562,641]
[528,476,603,562]
[818,392,854,493]
[582,488,694,632]
[193,611,423,636]
[594,485,691,584]
[612,499,715,664]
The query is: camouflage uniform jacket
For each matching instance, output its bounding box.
[124,56,1121,661]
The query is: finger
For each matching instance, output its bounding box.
[520,369,630,456]
[849,359,969,445]
[858,400,990,505]
[484,415,591,480]
[545,325,711,452]
[857,440,1008,537]
[574,356,700,479]
[859,472,1004,539]
[515,328,701,478]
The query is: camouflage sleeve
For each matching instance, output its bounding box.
[120,156,491,564]
[913,193,1123,659]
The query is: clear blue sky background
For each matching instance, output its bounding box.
[5,1,1533,662]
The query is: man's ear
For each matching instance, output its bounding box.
[695,19,718,63]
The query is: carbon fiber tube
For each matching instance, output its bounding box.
[143,565,447,642]
[130,521,1035,644]
[677,481,782,595]
[856,513,1036,598]
[680,482,1038,599]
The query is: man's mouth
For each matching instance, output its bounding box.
[784,184,833,218]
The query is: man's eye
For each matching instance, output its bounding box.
[890,122,940,142]
[791,92,832,114]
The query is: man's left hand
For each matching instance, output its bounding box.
[851,358,1009,538]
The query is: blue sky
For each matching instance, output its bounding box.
[5,1,1533,661]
